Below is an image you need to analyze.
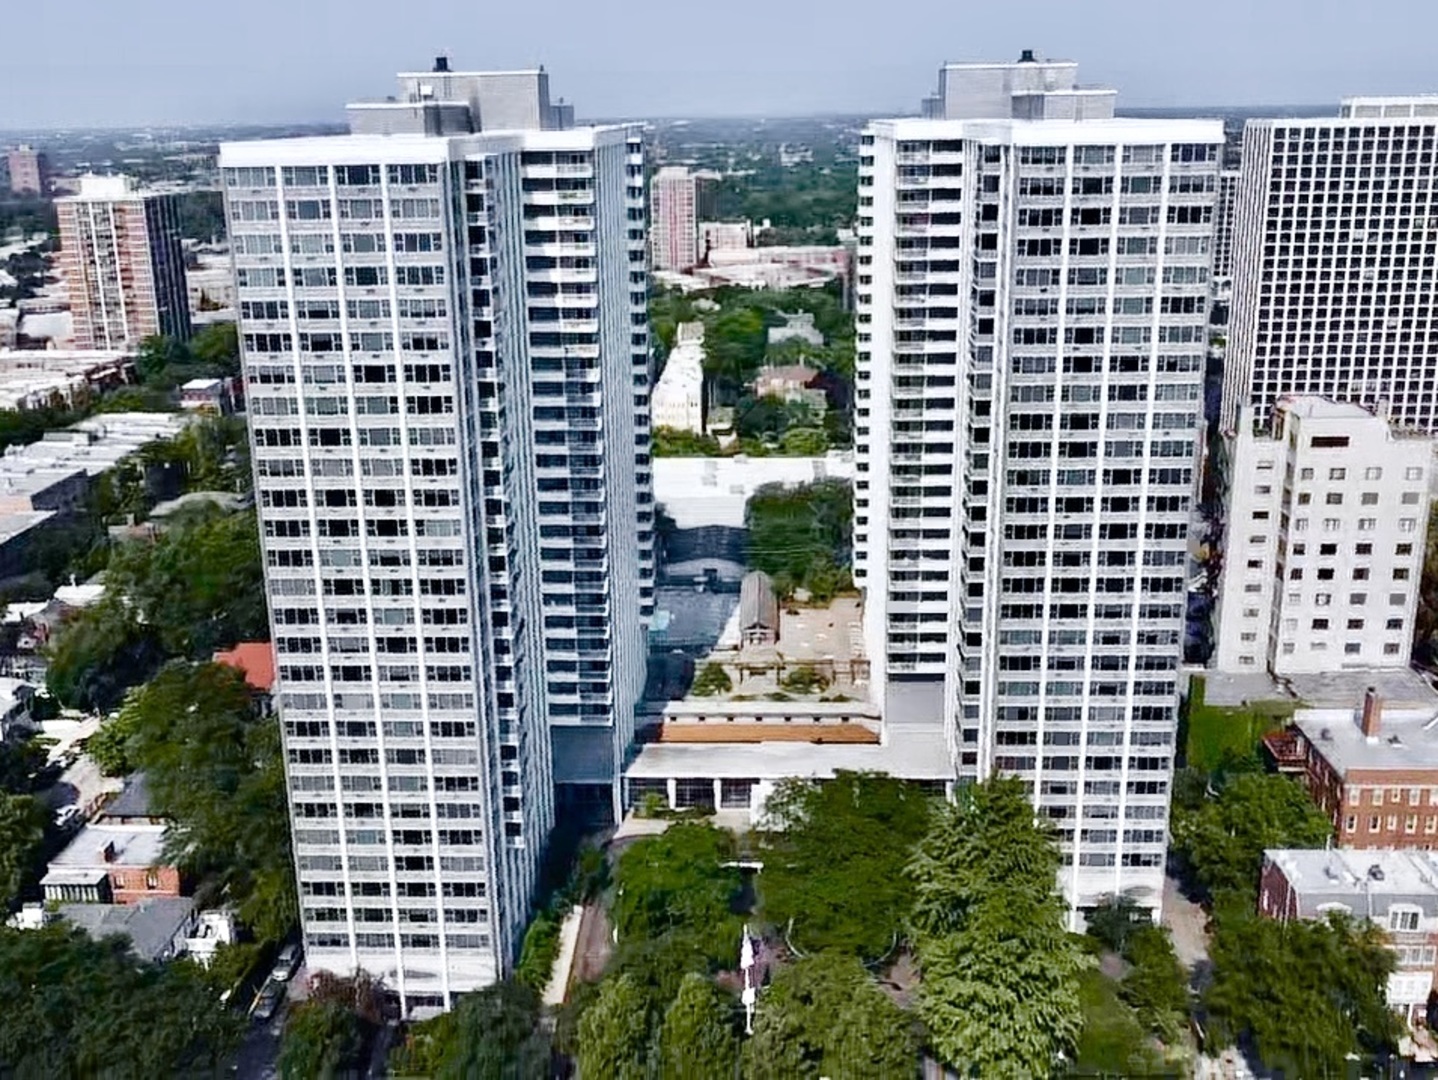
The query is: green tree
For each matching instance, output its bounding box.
[577,973,651,1080]
[280,1000,363,1080]
[1170,772,1332,905]
[759,771,933,959]
[0,735,50,792]
[44,600,163,712]
[611,824,742,963]
[1120,925,1189,1042]
[86,707,141,776]
[0,923,241,1076]
[189,321,240,374]
[105,506,267,658]
[655,973,740,1080]
[745,479,852,598]
[908,778,1090,1077]
[280,972,382,1080]
[0,793,46,909]
[392,979,548,1078]
[653,427,723,457]
[1084,893,1150,955]
[124,661,295,941]
[744,952,915,1080]
[136,334,191,385]
[1205,910,1400,1075]
[691,662,733,697]
[1072,967,1167,1077]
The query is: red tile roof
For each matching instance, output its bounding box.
[212,642,276,693]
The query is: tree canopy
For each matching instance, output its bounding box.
[611,823,744,966]
[120,661,295,941]
[656,972,741,1080]
[1205,910,1399,1075]
[758,771,934,959]
[745,479,853,600]
[390,978,549,1079]
[279,972,384,1080]
[908,778,1091,1077]
[576,973,651,1080]
[0,793,47,910]
[1170,771,1332,906]
[0,923,240,1078]
[744,951,916,1080]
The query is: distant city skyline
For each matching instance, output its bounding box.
[6,0,1438,129]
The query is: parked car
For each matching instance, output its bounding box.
[252,982,284,1023]
[53,805,85,831]
[270,943,301,983]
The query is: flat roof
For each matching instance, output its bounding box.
[0,510,55,546]
[220,125,630,168]
[1266,847,1438,909]
[868,116,1225,144]
[625,723,950,781]
[1295,701,1438,773]
[48,821,167,870]
[654,454,855,530]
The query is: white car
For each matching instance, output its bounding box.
[54,805,85,831]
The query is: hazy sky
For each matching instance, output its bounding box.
[6,0,1438,129]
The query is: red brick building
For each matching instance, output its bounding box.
[1264,689,1438,850]
[1260,847,1438,1026]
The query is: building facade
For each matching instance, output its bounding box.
[56,176,192,350]
[1212,167,1240,283]
[651,166,700,272]
[221,63,652,1013]
[651,321,705,433]
[1225,97,1438,433]
[6,145,50,196]
[855,55,1222,917]
[1260,846,1438,1024]
[1213,398,1432,675]
[1266,691,1438,849]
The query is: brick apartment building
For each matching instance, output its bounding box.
[1266,689,1438,848]
[1260,846,1438,1025]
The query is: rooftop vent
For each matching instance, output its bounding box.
[433,55,450,73]
[1319,727,1332,741]
[1018,49,1037,63]
[1368,864,1385,881]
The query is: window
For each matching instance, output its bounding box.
[1365,467,1383,480]
[1357,518,1376,531]
[1350,593,1368,605]
[1326,492,1343,505]
[1407,467,1425,481]
[145,869,160,890]
[1344,642,1361,655]
[1315,593,1332,607]
[1391,908,1421,932]
[1400,518,1418,533]
[1299,468,1314,480]
[1328,467,1347,480]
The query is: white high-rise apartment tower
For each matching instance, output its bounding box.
[856,54,1222,917]
[221,60,653,1014]
[1224,97,1438,433]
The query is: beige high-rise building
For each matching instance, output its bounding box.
[651,166,701,271]
[56,176,191,350]
[6,145,50,196]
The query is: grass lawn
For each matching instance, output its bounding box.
[1183,676,1297,772]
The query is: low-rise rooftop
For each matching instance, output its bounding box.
[1265,847,1438,914]
[46,821,167,872]
[59,897,195,963]
[1293,698,1438,773]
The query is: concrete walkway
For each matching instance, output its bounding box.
[542,905,584,1007]
[1162,874,1210,969]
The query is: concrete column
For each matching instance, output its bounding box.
[713,778,723,810]
[667,777,678,809]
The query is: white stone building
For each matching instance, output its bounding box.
[855,53,1221,918]
[651,321,705,433]
[1214,397,1433,676]
[221,61,653,1014]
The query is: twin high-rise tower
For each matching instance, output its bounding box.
[222,62,652,1012]
[857,57,1221,914]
